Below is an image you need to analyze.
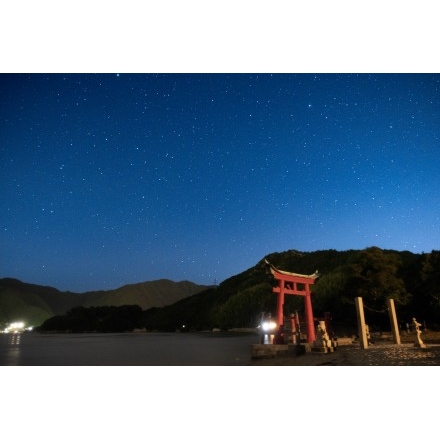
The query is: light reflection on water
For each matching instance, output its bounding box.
[3,333,22,366]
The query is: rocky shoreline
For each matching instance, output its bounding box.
[249,342,440,366]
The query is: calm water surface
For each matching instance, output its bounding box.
[0,331,258,366]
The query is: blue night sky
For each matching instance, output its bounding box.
[1,73,439,292]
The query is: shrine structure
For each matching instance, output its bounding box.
[265,259,319,343]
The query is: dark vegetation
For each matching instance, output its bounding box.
[38,305,143,332]
[0,278,207,328]
[4,247,440,334]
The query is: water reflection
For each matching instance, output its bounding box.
[8,333,21,345]
[3,333,22,366]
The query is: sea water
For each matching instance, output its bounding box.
[0,331,258,366]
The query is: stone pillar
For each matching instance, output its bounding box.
[387,298,401,345]
[355,297,369,349]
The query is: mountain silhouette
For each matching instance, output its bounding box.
[0,278,209,326]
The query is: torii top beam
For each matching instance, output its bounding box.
[265,259,319,293]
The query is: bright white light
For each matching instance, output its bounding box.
[5,322,26,332]
[261,321,277,332]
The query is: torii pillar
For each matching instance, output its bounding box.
[265,259,319,343]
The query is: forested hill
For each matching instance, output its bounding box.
[0,278,209,327]
[141,247,440,332]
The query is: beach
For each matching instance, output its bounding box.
[250,341,440,366]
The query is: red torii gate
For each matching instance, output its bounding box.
[265,259,319,343]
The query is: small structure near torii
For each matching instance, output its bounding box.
[312,320,337,353]
[412,317,426,348]
[265,259,319,344]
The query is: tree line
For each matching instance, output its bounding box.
[38,305,143,332]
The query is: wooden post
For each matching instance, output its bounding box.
[305,284,316,343]
[355,297,369,349]
[276,279,285,328]
[387,298,401,345]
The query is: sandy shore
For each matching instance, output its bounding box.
[249,342,440,366]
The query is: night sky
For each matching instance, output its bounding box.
[1,73,439,292]
[3,4,439,434]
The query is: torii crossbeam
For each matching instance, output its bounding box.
[265,259,319,343]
